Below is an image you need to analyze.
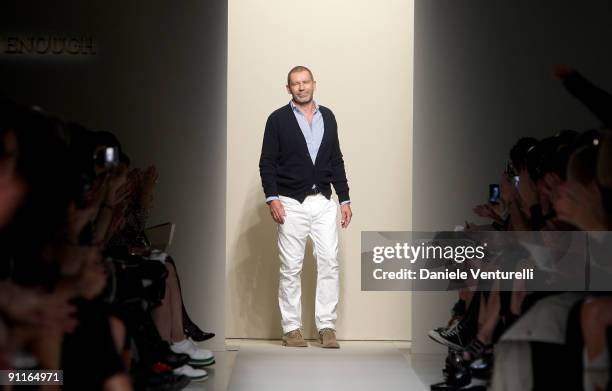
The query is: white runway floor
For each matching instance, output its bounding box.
[185,340,444,391]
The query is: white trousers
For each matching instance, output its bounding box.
[277,194,339,334]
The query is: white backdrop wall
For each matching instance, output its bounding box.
[2,0,228,350]
[226,0,414,340]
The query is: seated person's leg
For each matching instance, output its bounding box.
[165,257,214,341]
[151,266,173,342]
[151,264,215,367]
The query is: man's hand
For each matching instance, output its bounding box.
[340,203,352,228]
[269,200,286,224]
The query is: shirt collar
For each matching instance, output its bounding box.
[290,99,319,115]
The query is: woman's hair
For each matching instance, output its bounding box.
[567,129,601,185]
[510,137,538,171]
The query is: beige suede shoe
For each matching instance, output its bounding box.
[282,329,308,347]
[319,328,340,348]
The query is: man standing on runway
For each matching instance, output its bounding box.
[259,66,352,348]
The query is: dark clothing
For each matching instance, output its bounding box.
[62,299,124,390]
[107,202,149,250]
[259,104,350,203]
[529,204,546,231]
[563,71,612,127]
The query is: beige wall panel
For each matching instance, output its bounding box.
[227,0,413,339]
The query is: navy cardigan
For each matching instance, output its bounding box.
[259,103,350,203]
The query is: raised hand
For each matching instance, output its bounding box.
[500,173,519,205]
[554,181,608,230]
[141,165,159,192]
[105,165,130,207]
[473,203,502,221]
[65,176,107,243]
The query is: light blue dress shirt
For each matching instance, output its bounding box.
[291,99,325,164]
[266,100,350,205]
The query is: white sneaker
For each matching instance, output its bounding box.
[170,339,215,366]
[173,364,208,381]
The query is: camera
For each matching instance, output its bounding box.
[94,146,119,168]
[489,184,500,204]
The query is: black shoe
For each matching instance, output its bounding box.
[444,350,472,387]
[431,381,462,390]
[460,338,493,380]
[189,359,216,368]
[469,351,493,381]
[428,323,470,350]
[430,350,487,391]
[146,373,191,391]
[182,303,215,342]
[133,370,191,391]
[159,351,191,369]
[184,322,215,342]
[182,301,215,342]
[430,382,486,391]
[148,342,191,369]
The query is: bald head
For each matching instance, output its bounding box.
[287,66,314,85]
